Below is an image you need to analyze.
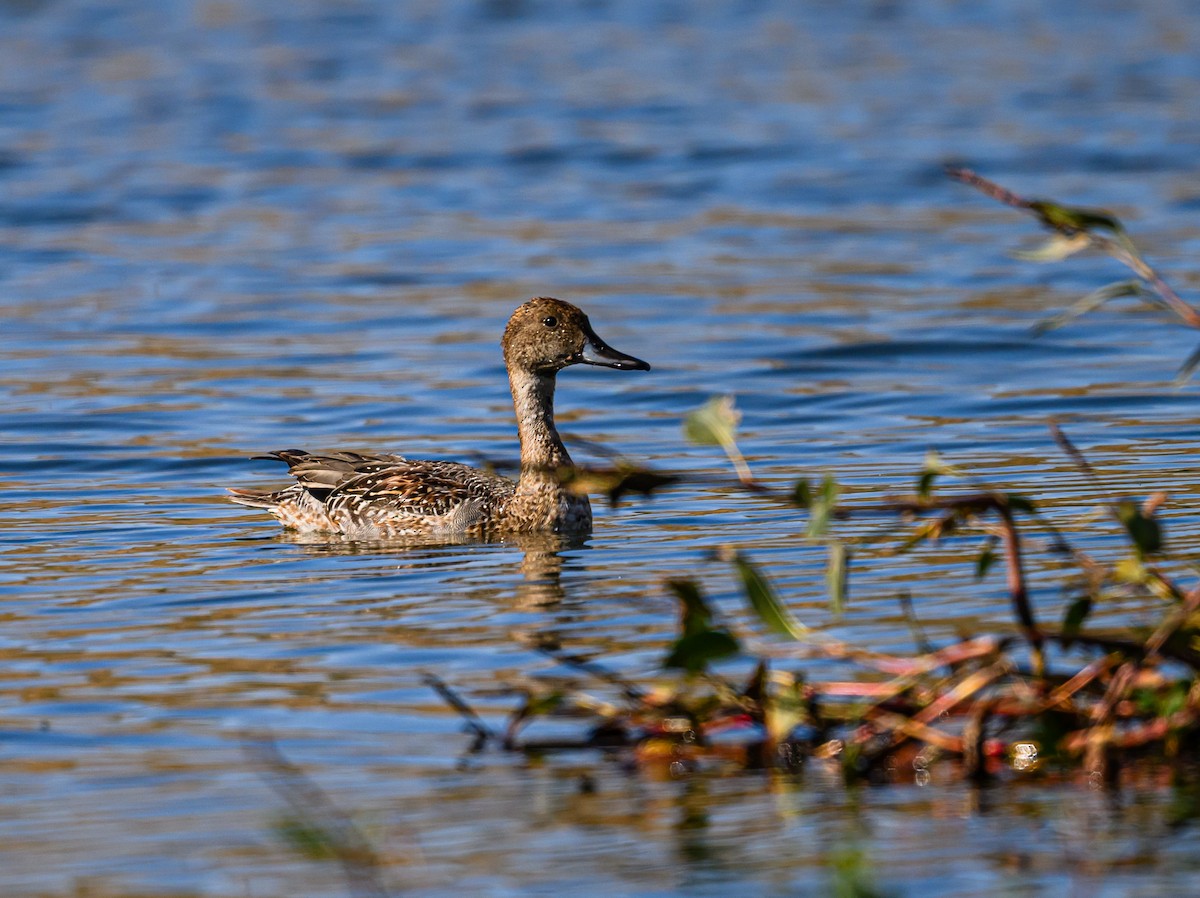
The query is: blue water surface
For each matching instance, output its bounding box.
[3,0,1200,895]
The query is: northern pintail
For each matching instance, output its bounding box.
[228,297,650,538]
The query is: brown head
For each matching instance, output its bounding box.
[501,297,651,376]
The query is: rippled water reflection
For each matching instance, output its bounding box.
[5,0,1200,894]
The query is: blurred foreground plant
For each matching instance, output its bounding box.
[247,737,396,898]
[430,398,1200,785]
[947,166,1200,381]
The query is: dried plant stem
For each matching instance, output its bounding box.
[1145,583,1200,658]
[1096,233,1200,327]
[1037,655,1117,712]
[865,709,962,754]
[996,502,1043,675]
[946,166,1032,212]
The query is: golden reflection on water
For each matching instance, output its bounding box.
[6,0,1200,892]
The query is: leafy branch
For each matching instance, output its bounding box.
[431,398,1200,784]
[947,165,1200,381]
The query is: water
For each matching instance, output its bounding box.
[4,0,1200,894]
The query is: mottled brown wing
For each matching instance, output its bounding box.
[264,449,410,497]
[322,459,515,523]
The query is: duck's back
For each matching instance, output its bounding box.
[228,449,516,538]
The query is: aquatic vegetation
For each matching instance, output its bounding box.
[428,400,1200,786]
[249,737,395,898]
[947,166,1200,381]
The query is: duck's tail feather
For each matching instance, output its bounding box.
[227,487,282,509]
[228,448,408,517]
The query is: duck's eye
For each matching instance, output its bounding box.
[542,316,558,328]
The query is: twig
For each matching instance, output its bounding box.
[1145,583,1200,659]
[897,590,933,655]
[535,645,648,704]
[1094,231,1200,328]
[423,673,496,748]
[912,661,1012,727]
[862,709,962,754]
[1050,423,1098,482]
[1037,655,1118,711]
[948,165,1200,379]
[996,500,1043,675]
[1085,660,1141,777]
[801,635,1004,679]
[946,166,1033,212]
[962,698,997,781]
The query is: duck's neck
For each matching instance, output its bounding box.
[509,367,572,490]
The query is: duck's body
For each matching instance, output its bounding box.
[228,298,649,538]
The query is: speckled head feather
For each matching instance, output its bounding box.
[503,297,651,375]
[229,296,651,539]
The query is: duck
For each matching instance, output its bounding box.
[228,297,651,538]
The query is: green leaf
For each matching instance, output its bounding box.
[1004,494,1036,514]
[916,449,956,501]
[684,395,754,482]
[975,540,997,580]
[830,844,887,898]
[663,630,740,674]
[1061,595,1093,644]
[684,395,740,447]
[827,541,850,615]
[1114,556,1148,584]
[898,517,949,552]
[522,690,568,718]
[1134,681,1189,718]
[1033,280,1146,335]
[663,579,740,674]
[807,475,840,538]
[667,578,716,638]
[1013,232,1090,262]
[730,551,809,641]
[1028,200,1124,236]
[792,478,812,508]
[276,816,340,861]
[1117,500,1163,557]
[564,465,681,506]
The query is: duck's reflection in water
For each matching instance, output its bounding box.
[513,531,583,607]
[275,528,585,609]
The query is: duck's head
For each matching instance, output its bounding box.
[502,297,651,375]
